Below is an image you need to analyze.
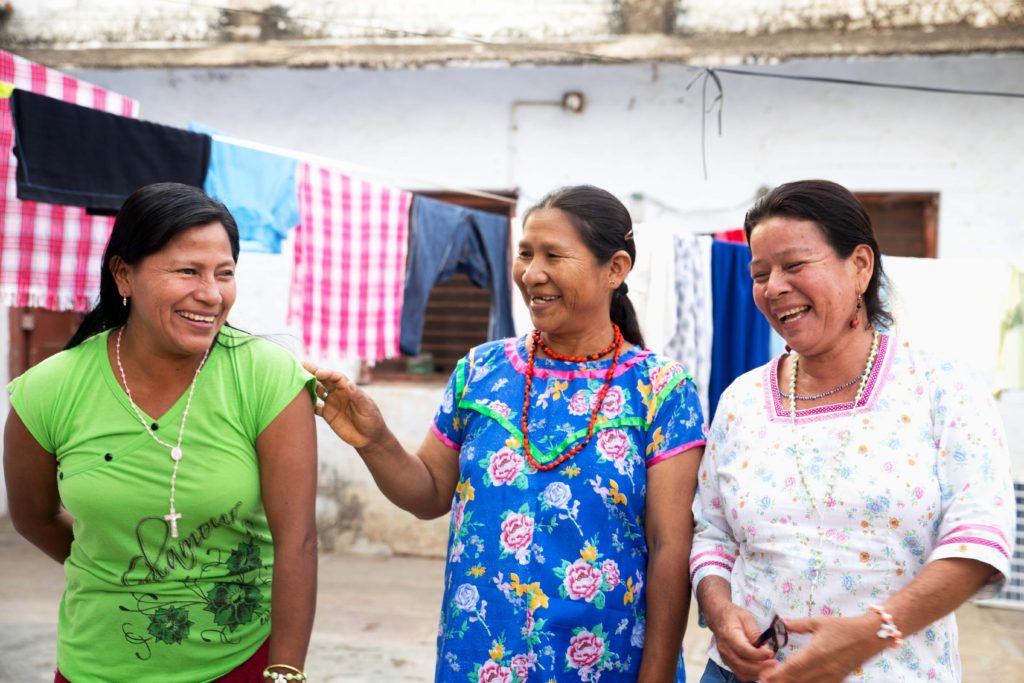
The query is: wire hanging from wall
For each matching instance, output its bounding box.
[686,68,724,181]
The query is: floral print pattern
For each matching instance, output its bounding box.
[690,337,1015,682]
[433,337,706,681]
[120,535,270,660]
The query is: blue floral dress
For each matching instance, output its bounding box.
[431,336,706,682]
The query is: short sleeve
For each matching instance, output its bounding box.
[8,367,60,453]
[431,354,468,451]
[925,358,1016,598]
[689,385,741,589]
[645,364,707,467]
[240,336,316,437]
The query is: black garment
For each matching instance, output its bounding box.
[11,89,211,214]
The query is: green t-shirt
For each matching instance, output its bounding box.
[8,327,315,682]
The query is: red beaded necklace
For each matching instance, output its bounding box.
[522,324,624,471]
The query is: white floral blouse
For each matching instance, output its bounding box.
[690,335,1016,682]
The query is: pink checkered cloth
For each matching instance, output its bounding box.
[0,50,139,311]
[289,162,411,362]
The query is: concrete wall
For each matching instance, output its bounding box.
[5,0,1022,47]
[681,0,1024,33]
[1,54,1022,551]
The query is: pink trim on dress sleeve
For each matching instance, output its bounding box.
[943,523,1011,547]
[690,549,736,567]
[937,536,1009,559]
[430,421,460,451]
[689,560,734,583]
[646,439,706,468]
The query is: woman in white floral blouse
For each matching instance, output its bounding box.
[690,179,1015,683]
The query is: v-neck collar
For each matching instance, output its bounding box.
[99,329,201,425]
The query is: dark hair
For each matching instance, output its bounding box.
[524,185,645,347]
[66,183,240,349]
[743,179,893,331]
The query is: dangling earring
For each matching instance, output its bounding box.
[122,295,128,307]
[849,294,863,329]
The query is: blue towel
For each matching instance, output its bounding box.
[708,240,771,420]
[189,122,299,254]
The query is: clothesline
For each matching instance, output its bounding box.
[210,132,518,206]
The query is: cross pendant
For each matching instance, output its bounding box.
[164,510,183,538]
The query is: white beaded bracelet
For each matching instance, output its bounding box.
[867,604,903,648]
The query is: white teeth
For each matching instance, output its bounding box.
[778,306,810,321]
[532,296,558,302]
[179,311,215,323]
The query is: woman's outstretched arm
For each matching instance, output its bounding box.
[305,363,460,519]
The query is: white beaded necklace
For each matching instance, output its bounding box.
[116,327,210,539]
[788,329,879,616]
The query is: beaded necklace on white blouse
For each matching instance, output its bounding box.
[116,327,210,539]
[788,330,879,617]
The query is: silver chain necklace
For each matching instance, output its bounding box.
[777,374,860,401]
[115,327,210,539]
[788,330,880,617]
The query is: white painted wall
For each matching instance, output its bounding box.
[2,54,1021,543]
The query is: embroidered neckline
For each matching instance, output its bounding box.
[505,335,648,381]
[765,334,892,423]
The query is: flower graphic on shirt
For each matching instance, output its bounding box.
[226,541,262,574]
[555,539,619,609]
[630,619,645,648]
[596,429,637,478]
[542,481,573,509]
[204,582,262,631]
[561,559,604,603]
[567,390,593,416]
[600,559,621,590]
[487,400,513,419]
[565,624,620,679]
[485,448,527,488]
[597,386,625,418]
[471,657,515,683]
[454,583,481,612]
[499,507,535,564]
[146,606,193,645]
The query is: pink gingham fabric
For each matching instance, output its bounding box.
[289,162,411,362]
[0,50,139,311]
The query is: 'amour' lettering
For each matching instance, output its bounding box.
[121,502,243,585]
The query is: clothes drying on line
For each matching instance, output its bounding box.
[0,50,139,311]
[11,89,209,214]
[289,162,412,363]
[400,196,515,357]
[189,122,300,254]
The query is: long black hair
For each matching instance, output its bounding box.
[66,183,240,349]
[524,185,645,347]
[743,179,893,331]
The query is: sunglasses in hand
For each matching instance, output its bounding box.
[752,614,789,653]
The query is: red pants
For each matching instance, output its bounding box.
[55,637,270,682]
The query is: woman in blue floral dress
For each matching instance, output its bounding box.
[310,185,707,682]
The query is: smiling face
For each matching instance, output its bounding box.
[748,215,873,358]
[113,221,237,360]
[513,208,624,348]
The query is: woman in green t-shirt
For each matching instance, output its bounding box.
[4,183,318,683]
